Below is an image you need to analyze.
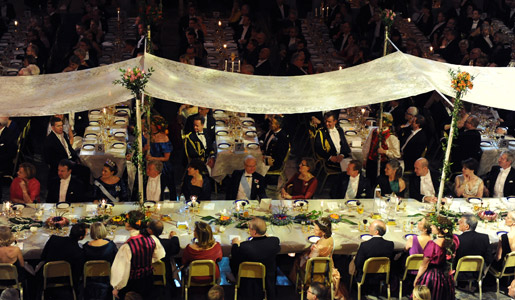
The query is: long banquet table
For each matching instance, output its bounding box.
[3,197,514,260]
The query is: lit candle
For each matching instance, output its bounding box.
[407,18,411,23]
[224,59,228,71]
[231,61,235,72]
[339,66,342,70]
[14,20,18,27]
[321,8,324,17]
[429,46,434,52]
[218,20,222,27]
[223,44,227,49]
[326,7,329,17]
[157,203,161,211]
[103,108,107,114]
[101,199,106,208]
[361,108,366,114]
[117,8,120,22]
[5,202,10,211]
[320,201,324,209]
[237,60,241,72]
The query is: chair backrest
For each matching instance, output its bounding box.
[501,252,515,277]
[360,257,390,285]
[43,261,74,289]
[187,260,217,287]
[454,255,484,282]
[84,260,111,287]
[0,263,20,289]
[402,254,423,281]
[237,262,266,289]
[152,260,166,286]
[304,257,333,285]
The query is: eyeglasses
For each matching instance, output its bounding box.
[307,289,314,294]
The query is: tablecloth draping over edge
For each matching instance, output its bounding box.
[1,52,514,116]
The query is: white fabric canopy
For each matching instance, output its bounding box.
[1,52,514,116]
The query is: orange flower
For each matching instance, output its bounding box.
[136,220,141,226]
[220,216,230,221]
[329,214,339,219]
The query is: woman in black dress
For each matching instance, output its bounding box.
[181,159,211,201]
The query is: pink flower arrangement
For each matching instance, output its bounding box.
[381,9,396,27]
[113,66,154,97]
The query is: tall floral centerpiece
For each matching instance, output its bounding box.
[436,69,475,212]
[113,66,153,203]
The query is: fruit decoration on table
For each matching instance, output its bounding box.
[46,216,70,229]
[478,210,498,222]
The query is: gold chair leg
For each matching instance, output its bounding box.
[387,284,390,300]
[358,283,361,300]
[185,287,188,300]
[349,274,353,294]
[234,287,238,300]
[399,280,403,300]
[479,280,482,300]
[496,278,500,300]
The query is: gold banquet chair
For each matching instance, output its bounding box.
[355,257,391,300]
[266,146,291,190]
[42,261,76,300]
[454,255,484,300]
[0,263,23,300]
[399,254,423,300]
[296,257,334,300]
[152,260,166,286]
[489,251,515,299]
[182,260,217,300]
[234,262,267,300]
[83,260,113,300]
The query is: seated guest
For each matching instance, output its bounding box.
[363,112,400,186]
[314,111,351,170]
[455,214,491,280]
[43,116,78,172]
[254,48,272,76]
[146,220,180,296]
[181,159,212,201]
[208,285,224,300]
[377,159,406,196]
[493,211,515,272]
[484,151,515,197]
[184,115,215,165]
[111,211,165,299]
[405,216,432,257]
[83,222,118,263]
[144,116,175,193]
[413,285,431,300]
[455,158,484,198]
[41,223,87,289]
[0,116,18,176]
[46,159,88,203]
[10,162,40,203]
[0,226,24,279]
[330,159,372,199]
[409,158,440,203]
[400,114,427,172]
[451,115,482,173]
[182,221,222,284]
[307,282,329,300]
[93,160,128,202]
[281,158,318,199]
[231,217,280,300]
[260,115,290,171]
[226,155,267,200]
[286,51,308,75]
[83,222,118,300]
[144,160,176,201]
[184,107,215,137]
[509,280,515,298]
[353,220,394,282]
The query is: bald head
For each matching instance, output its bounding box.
[369,220,386,236]
[249,217,267,236]
[414,158,429,177]
[148,220,164,236]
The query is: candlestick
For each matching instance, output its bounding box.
[237,60,241,72]
[117,8,120,22]
[157,203,161,211]
[224,59,228,71]
[339,66,342,70]
[231,61,235,72]
[315,8,318,17]
[326,7,329,17]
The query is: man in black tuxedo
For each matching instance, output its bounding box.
[354,220,394,282]
[437,30,461,64]
[254,48,272,76]
[145,160,176,201]
[46,159,88,203]
[234,15,252,51]
[409,158,440,202]
[43,116,79,176]
[147,220,180,296]
[400,114,428,172]
[472,24,494,55]
[0,116,17,175]
[230,217,280,300]
[484,151,515,197]
[184,115,215,164]
[184,107,215,137]
[462,9,483,37]
[331,160,372,199]
[314,111,351,170]
[451,115,482,172]
[226,155,267,200]
[455,215,492,280]
[260,115,289,171]
[41,223,86,290]
[357,0,379,36]
[286,52,308,76]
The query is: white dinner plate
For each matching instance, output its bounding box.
[218,143,230,149]
[404,233,417,240]
[308,236,321,243]
[114,132,126,138]
[497,231,508,237]
[56,202,71,209]
[345,131,357,136]
[360,234,372,241]
[82,144,95,151]
[85,133,97,138]
[90,110,101,115]
[242,120,254,126]
[468,198,482,204]
[216,130,229,136]
[89,121,99,126]
[112,143,125,149]
[245,131,257,137]
[213,110,224,115]
[247,143,259,150]
[346,200,357,206]
[480,141,492,147]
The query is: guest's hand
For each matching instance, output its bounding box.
[113,289,119,298]
[329,156,338,163]
[19,180,27,191]
[232,237,240,245]
[423,196,437,203]
[146,154,154,160]
[377,147,386,154]
[336,155,344,163]
[311,116,321,125]
[207,157,215,169]
[169,231,177,238]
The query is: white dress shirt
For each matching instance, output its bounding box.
[0,126,4,137]
[53,130,72,159]
[236,172,253,200]
[494,167,511,197]
[328,128,341,154]
[484,35,493,48]
[471,20,479,31]
[339,34,349,51]
[197,131,207,149]
[111,230,165,290]
[345,174,360,199]
[420,172,435,197]
[240,25,249,41]
[146,174,161,201]
[59,175,71,202]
